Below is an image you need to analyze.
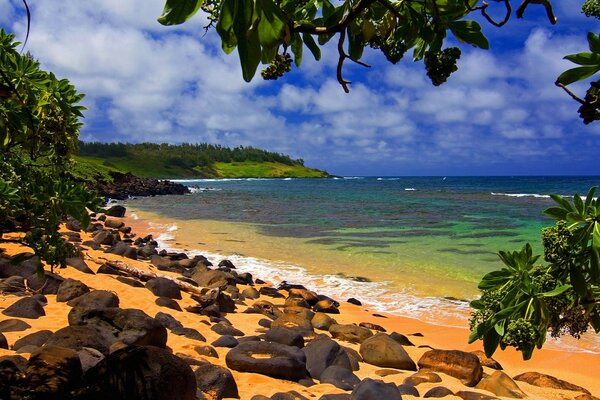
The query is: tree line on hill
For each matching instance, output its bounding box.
[78,141,306,168]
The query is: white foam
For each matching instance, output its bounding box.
[491,192,551,198]
[405,188,416,191]
[343,177,364,180]
[188,187,222,193]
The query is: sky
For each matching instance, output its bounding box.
[2,0,599,176]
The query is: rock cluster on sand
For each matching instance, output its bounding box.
[0,205,597,400]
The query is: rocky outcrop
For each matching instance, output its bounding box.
[91,172,189,200]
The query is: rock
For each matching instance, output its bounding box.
[218,259,236,269]
[92,229,115,246]
[476,371,525,398]
[265,327,305,348]
[0,275,25,293]
[289,288,319,305]
[0,354,28,371]
[33,293,48,305]
[116,276,145,287]
[57,278,90,302]
[12,330,53,351]
[195,345,219,358]
[104,218,125,229]
[418,349,483,387]
[82,240,101,250]
[193,270,236,288]
[105,205,126,217]
[284,306,315,321]
[313,299,340,314]
[359,322,386,332]
[389,332,415,346]
[211,322,245,336]
[68,307,167,349]
[96,263,124,276]
[403,371,442,386]
[329,324,373,344]
[66,257,95,274]
[398,384,420,397]
[259,286,286,299]
[67,289,120,308]
[302,336,352,380]
[155,297,183,311]
[146,277,182,300]
[85,345,196,400]
[320,365,360,390]
[359,333,416,370]
[2,296,45,319]
[342,346,362,371]
[347,298,362,306]
[320,395,351,400]
[258,318,272,328]
[212,335,239,348]
[0,318,31,332]
[575,395,600,400]
[46,325,114,355]
[312,313,336,331]
[236,272,253,285]
[27,271,64,294]
[65,218,82,232]
[226,341,307,381]
[77,347,105,373]
[272,312,313,332]
[285,296,311,308]
[513,372,591,394]
[242,287,260,299]
[423,386,454,398]
[270,392,309,400]
[155,312,184,330]
[24,345,83,398]
[172,327,206,342]
[471,350,503,370]
[0,332,6,349]
[194,361,239,399]
[0,254,38,278]
[350,378,401,400]
[106,242,137,260]
[455,391,501,400]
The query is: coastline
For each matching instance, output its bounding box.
[121,206,600,394]
[1,207,599,399]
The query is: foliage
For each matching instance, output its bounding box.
[75,141,327,179]
[212,161,328,178]
[0,29,101,270]
[469,187,600,360]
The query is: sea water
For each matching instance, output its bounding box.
[124,176,600,352]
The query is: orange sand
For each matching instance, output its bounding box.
[0,213,599,400]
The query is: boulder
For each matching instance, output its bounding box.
[24,345,83,398]
[341,346,362,371]
[312,313,336,331]
[66,257,95,274]
[268,392,309,400]
[398,384,420,397]
[77,347,105,373]
[455,391,501,400]
[194,361,239,399]
[359,333,416,370]
[211,322,245,336]
[242,287,260,299]
[92,230,116,246]
[193,270,236,288]
[403,371,442,386]
[358,322,386,332]
[313,299,340,314]
[226,341,307,381]
[476,371,526,398]
[218,259,236,269]
[0,332,6,349]
[347,298,362,306]
[423,386,454,398]
[57,279,90,302]
[105,205,126,217]
[320,365,360,390]
[212,335,239,348]
[320,395,351,400]
[195,345,219,358]
[302,336,352,380]
[389,332,415,346]
[2,297,45,319]
[272,313,313,332]
[172,327,206,342]
[85,345,196,400]
[0,318,31,332]
[265,327,305,348]
[104,218,125,229]
[154,312,184,330]
[259,286,286,299]
[45,325,114,355]
[289,288,319,305]
[418,349,483,387]
[329,324,373,344]
[285,296,310,308]
[513,372,590,394]
[26,271,64,294]
[145,277,182,300]
[0,254,38,278]
[155,297,182,311]
[0,276,25,293]
[350,378,401,400]
[12,330,53,351]
[68,307,168,349]
[471,350,503,370]
[67,290,120,308]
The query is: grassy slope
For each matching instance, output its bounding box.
[73,155,329,180]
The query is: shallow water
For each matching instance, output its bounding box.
[124,176,600,352]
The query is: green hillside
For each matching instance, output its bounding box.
[73,142,330,180]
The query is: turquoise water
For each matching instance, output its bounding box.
[126,176,599,344]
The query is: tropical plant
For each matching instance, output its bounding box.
[469,187,600,359]
[0,29,102,270]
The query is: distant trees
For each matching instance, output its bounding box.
[78,141,306,167]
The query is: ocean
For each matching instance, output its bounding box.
[123,176,599,352]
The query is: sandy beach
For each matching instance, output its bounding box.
[1,209,599,400]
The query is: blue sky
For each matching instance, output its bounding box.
[2,0,599,176]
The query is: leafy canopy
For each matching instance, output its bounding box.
[0,29,101,270]
[469,188,600,360]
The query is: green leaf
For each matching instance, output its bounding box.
[449,20,489,49]
[541,284,571,297]
[574,193,584,214]
[256,0,286,49]
[585,187,598,210]
[348,29,364,61]
[302,33,321,61]
[216,0,238,54]
[157,0,203,25]
[9,252,34,265]
[543,207,569,221]
[590,312,600,333]
[232,0,261,82]
[291,32,303,67]
[588,32,600,53]
[564,52,600,66]
[557,65,600,86]
[570,267,588,297]
[483,328,501,357]
[550,194,574,212]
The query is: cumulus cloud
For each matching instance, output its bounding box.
[4,0,600,175]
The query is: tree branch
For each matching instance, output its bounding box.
[293,0,376,34]
[556,82,586,105]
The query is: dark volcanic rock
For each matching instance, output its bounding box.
[320,365,360,390]
[57,278,90,302]
[194,345,219,358]
[211,322,245,336]
[12,330,53,351]
[265,327,305,348]
[155,312,184,331]
[0,332,7,349]
[92,172,190,200]
[66,257,95,274]
[155,297,183,311]
[27,271,64,294]
[398,384,420,397]
[67,289,120,308]
[146,277,182,300]
[389,331,415,346]
[194,361,239,399]
[351,378,401,400]
[105,205,126,217]
[424,386,454,398]
[359,333,416,370]
[46,325,114,355]
[24,345,84,398]
[226,341,307,381]
[0,318,31,332]
[329,324,373,344]
[2,297,45,319]
[116,276,145,287]
[85,345,196,400]
[172,327,206,342]
[302,336,351,380]
[211,335,239,348]
[471,350,503,370]
[0,276,25,293]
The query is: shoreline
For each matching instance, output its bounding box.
[1,207,599,399]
